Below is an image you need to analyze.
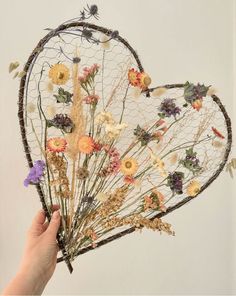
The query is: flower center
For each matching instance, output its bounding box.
[125,161,132,169]
[58,72,64,79]
[55,140,61,147]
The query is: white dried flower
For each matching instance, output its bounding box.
[105,123,128,139]
[95,111,115,125]
[207,87,217,96]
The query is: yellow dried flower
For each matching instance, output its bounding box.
[120,158,138,176]
[187,180,201,197]
[49,63,70,85]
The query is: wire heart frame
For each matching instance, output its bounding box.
[18,20,232,273]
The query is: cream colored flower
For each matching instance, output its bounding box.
[207,87,217,96]
[27,102,36,113]
[95,111,115,125]
[151,87,167,98]
[95,192,109,202]
[105,123,128,139]
[100,34,110,50]
[150,152,167,177]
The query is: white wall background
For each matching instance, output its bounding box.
[0,0,235,295]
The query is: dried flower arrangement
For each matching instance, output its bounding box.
[14,4,232,273]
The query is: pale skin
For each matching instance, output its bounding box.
[2,205,61,295]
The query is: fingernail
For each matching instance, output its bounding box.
[52,210,60,219]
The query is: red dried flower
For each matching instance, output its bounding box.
[212,127,225,139]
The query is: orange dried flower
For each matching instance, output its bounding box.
[128,68,140,86]
[47,137,67,153]
[124,175,135,185]
[191,99,202,111]
[78,135,94,154]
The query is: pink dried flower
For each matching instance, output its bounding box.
[83,94,100,105]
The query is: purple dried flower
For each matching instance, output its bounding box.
[24,160,45,187]
[47,114,74,133]
[159,98,181,118]
[167,171,184,195]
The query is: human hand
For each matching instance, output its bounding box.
[2,206,61,295]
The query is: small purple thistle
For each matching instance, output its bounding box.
[159,98,181,118]
[24,160,45,187]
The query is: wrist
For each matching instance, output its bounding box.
[2,269,48,296]
[16,267,48,295]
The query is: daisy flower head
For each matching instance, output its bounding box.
[120,157,138,176]
[78,135,94,154]
[47,137,67,153]
[128,68,140,87]
[49,63,70,85]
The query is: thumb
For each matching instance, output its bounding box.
[46,210,61,239]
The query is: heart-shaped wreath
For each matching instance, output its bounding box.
[15,5,232,273]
